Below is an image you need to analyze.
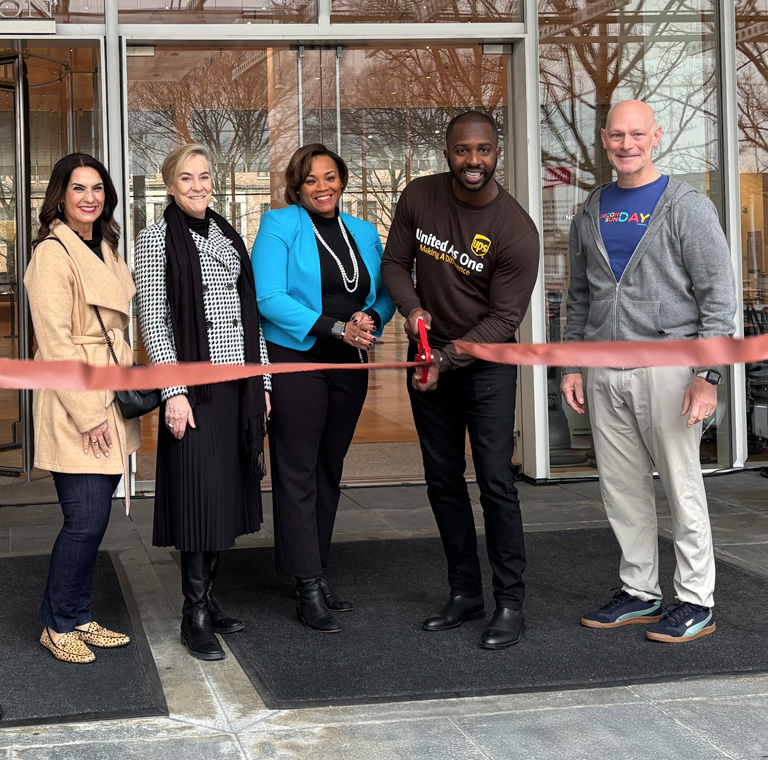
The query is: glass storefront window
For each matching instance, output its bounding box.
[539,0,726,474]
[737,0,768,464]
[330,0,521,23]
[118,1,316,24]
[0,1,104,23]
[126,43,512,484]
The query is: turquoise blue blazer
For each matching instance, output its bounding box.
[251,204,395,351]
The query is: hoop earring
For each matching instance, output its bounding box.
[57,202,64,213]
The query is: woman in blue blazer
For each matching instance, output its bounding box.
[252,144,395,633]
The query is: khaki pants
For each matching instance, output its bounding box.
[586,366,715,608]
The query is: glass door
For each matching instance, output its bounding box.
[0,50,26,472]
[126,43,514,486]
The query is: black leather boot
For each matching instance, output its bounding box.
[317,577,353,612]
[296,577,341,632]
[422,594,485,631]
[180,551,226,660]
[206,552,244,634]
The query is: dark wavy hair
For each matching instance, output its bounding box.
[284,143,348,206]
[32,153,120,251]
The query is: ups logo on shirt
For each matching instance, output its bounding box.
[471,234,491,257]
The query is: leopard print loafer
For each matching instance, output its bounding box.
[40,628,95,663]
[77,621,130,648]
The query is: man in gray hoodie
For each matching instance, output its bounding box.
[560,100,736,643]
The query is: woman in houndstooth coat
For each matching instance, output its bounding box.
[134,144,270,662]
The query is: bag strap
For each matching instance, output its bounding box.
[42,235,121,367]
[92,305,120,367]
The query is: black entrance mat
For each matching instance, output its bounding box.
[0,552,167,727]
[216,530,768,709]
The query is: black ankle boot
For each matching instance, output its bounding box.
[180,551,225,660]
[296,577,341,633]
[317,577,353,612]
[205,552,244,634]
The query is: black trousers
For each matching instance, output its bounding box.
[408,352,525,609]
[268,343,368,578]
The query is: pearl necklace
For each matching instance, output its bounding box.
[310,216,360,293]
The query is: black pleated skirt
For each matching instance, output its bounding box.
[153,380,263,551]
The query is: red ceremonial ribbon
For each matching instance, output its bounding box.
[453,334,768,368]
[1,333,767,392]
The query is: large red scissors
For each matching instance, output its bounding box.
[417,317,431,384]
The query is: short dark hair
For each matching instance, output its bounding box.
[284,143,349,206]
[32,153,120,251]
[445,111,499,147]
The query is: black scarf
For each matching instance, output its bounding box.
[164,200,266,480]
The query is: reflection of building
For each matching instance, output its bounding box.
[0,1,766,485]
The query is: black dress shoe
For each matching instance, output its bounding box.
[480,607,526,649]
[317,577,353,612]
[422,594,485,631]
[296,577,342,633]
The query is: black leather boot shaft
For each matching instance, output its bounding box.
[296,577,341,633]
[205,551,244,634]
[317,577,353,612]
[180,551,225,660]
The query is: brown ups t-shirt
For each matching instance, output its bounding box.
[382,173,540,370]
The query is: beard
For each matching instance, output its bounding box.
[447,155,498,193]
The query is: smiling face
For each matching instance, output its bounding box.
[167,153,212,218]
[62,167,105,239]
[444,119,500,204]
[298,155,344,218]
[601,101,662,188]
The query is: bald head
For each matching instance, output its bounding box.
[601,99,662,188]
[605,100,657,132]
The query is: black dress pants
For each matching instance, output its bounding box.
[408,351,525,609]
[268,343,368,578]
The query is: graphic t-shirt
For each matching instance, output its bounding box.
[381,173,540,370]
[599,174,669,281]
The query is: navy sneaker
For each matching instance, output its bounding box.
[646,602,716,643]
[581,589,662,629]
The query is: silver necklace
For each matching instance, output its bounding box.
[310,216,360,293]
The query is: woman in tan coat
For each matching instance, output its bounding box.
[25,153,141,664]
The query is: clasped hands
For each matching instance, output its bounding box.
[342,311,376,351]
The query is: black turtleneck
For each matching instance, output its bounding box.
[75,231,103,261]
[183,208,211,238]
[304,206,378,348]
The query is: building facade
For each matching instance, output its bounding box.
[0,0,765,488]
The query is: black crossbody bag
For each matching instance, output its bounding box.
[92,306,161,419]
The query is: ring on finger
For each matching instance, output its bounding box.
[355,336,360,342]
[90,438,99,444]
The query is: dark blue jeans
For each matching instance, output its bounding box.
[408,353,525,609]
[39,472,122,633]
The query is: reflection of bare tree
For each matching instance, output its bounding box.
[737,21,768,171]
[330,0,520,23]
[334,48,508,230]
[539,0,719,191]
[128,50,296,233]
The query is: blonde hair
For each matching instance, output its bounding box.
[162,144,212,200]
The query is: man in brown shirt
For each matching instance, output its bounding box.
[382,111,539,649]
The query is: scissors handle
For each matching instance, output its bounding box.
[417,317,431,384]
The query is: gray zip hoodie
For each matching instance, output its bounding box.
[562,178,737,374]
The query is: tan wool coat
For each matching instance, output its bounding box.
[24,219,141,476]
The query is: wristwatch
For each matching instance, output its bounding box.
[330,321,346,340]
[696,370,722,386]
